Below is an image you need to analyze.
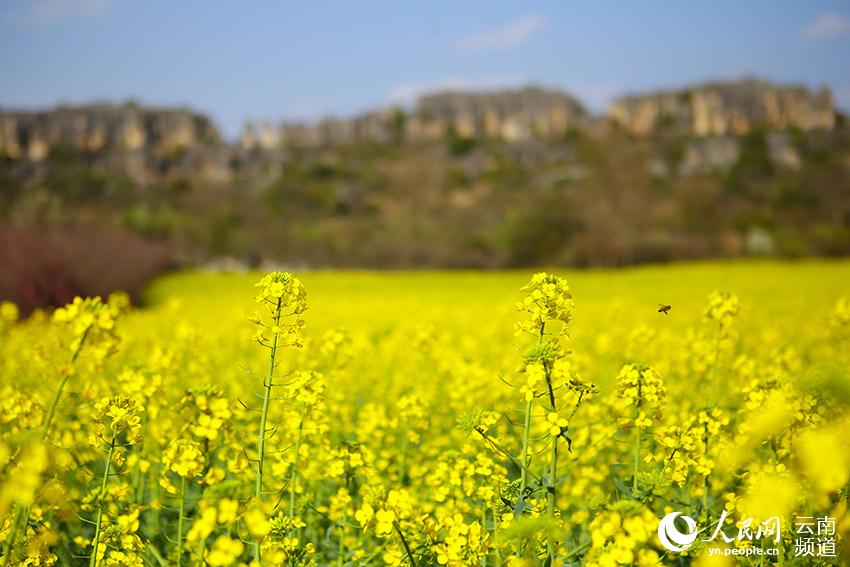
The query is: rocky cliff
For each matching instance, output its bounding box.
[0,103,222,160]
[607,79,835,136]
[0,103,233,184]
[1,80,839,183]
[240,87,589,149]
[409,87,588,141]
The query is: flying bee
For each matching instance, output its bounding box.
[657,303,672,315]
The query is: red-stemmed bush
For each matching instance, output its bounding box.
[0,226,173,316]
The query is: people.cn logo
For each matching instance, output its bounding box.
[657,512,698,552]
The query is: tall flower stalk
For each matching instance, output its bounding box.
[249,272,307,562]
[519,398,533,494]
[288,406,307,519]
[701,291,737,517]
[90,433,116,567]
[160,439,205,566]
[510,272,595,563]
[44,296,123,440]
[615,363,665,496]
[704,290,739,385]
[5,296,122,567]
[88,396,143,566]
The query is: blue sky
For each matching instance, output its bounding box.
[1,0,849,139]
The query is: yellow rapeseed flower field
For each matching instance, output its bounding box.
[1,260,848,566]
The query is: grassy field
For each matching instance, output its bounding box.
[1,260,849,565]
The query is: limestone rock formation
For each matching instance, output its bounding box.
[607,79,834,136]
[409,87,587,142]
[279,107,404,147]
[0,103,226,184]
[240,121,282,151]
[277,87,588,147]
[0,103,221,160]
[0,80,838,187]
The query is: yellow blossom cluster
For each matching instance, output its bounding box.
[616,363,665,427]
[515,272,574,337]
[90,395,143,446]
[251,271,307,347]
[0,263,848,566]
[704,290,740,332]
[52,295,124,358]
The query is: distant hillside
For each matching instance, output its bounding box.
[1,78,848,276]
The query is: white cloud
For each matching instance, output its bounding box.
[454,15,549,52]
[4,0,111,28]
[387,75,529,106]
[801,13,850,41]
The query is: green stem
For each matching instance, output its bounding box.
[481,506,488,567]
[393,521,416,567]
[521,321,546,494]
[632,424,641,494]
[519,399,533,492]
[337,511,346,567]
[289,408,306,518]
[177,476,186,567]
[90,433,116,567]
[544,365,558,563]
[253,298,282,563]
[702,423,710,521]
[2,504,24,566]
[562,540,591,562]
[632,381,643,495]
[196,536,206,567]
[147,544,168,567]
[547,437,558,561]
[133,414,148,504]
[475,427,540,485]
[43,324,92,440]
[146,463,162,544]
[42,375,70,441]
[491,493,501,565]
